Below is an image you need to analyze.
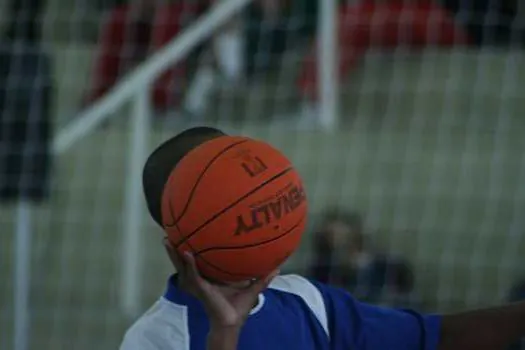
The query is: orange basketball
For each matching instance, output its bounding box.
[161,135,307,282]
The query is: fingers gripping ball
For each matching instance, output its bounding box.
[161,136,307,282]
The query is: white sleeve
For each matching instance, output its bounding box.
[119,300,191,350]
[120,329,163,350]
[269,274,329,337]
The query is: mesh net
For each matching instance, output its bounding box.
[1,0,525,349]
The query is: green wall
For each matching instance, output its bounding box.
[1,48,524,349]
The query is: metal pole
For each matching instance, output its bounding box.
[121,89,150,317]
[14,200,32,350]
[318,0,339,130]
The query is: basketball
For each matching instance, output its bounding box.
[161,135,308,282]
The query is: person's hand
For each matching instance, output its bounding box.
[164,238,279,329]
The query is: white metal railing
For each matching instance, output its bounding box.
[13,0,339,346]
[53,0,258,319]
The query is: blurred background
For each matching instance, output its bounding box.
[1,0,525,349]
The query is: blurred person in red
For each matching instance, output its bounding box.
[85,0,204,115]
[309,209,418,308]
[282,0,470,129]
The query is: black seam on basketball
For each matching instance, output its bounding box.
[175,227,239,281]
[186,238,250,278]
[192,217,304,278]
[166,198,177,227]
[174,167,294,249]
[193,216,305,256]
[176,226,246,279]
[163,139,249,228]
[173,221,188,251]
[194,251,255,278]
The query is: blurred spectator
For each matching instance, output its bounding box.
[441,0,524,47]
[244,0,318,77]
[182,1,245,119]
[508,278,525,350]
[284,0,470,129]
[85,0,203,113]
[309,209,351,285]
[309,209,418,308]
[182,0,317,118]
[0,0,52,202]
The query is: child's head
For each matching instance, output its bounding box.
[143,127,304,286]
[142,127,226,282]
[142,127,225,228]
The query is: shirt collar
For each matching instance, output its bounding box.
[163,274,266,315]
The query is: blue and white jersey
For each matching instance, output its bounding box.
[120,274,441,350]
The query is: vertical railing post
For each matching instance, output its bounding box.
[121,87,151,317]
[13,200,32,350]
[318,0,339,130]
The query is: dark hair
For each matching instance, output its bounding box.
[390,261,414,294]
[508,279,525,302]
[320,208,364,233]
[319,208,365,249]
[142,127,225,227]
[311,209,365,258]
[309,209,364,282]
